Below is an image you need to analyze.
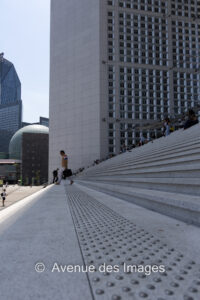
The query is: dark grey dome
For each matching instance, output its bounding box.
[9,125,49,160]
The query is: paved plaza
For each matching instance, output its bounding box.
[0,185,44,211]
[0,183,199,300]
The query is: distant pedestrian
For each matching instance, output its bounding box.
[122,144,127,153]
[139,136,145,146]
[163,117,170,136]
[179,115,185,129]
[184,109,199,130]
[56,151,73,185]
[1,189,6,207]
[53,168,59,183]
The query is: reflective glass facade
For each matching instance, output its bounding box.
[0,57,21,105]
[0,55,22,153]
[39,117,49,127]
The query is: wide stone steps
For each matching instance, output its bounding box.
[77,124,200,226]
[107,146,200,167]
[83,141,200,175]
[77,180,200,226]
[83,139,200,175]
[77,177,200,196]
[83,163,200,179]
[84,156,200,178]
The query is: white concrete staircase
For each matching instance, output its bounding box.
[76,123,200,226]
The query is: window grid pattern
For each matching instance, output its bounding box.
[108,65,116,153]
[173,72,200,115]
[119,67,169,121]
[118,13,169,66]
[171,0,200,18]
[118,0,168,14]
[119,122,149,146]
[172,21,200,69]
[0,104,21,131]
[107,11,115,62]
[106,1,200,154]
[108,65,116,119]
[108,122,116,154]
[0,64,21,105]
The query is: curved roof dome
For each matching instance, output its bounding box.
[9,124,49,160]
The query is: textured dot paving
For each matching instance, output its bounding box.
[66,186,200,300]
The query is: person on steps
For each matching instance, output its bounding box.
[184,109,199,130]
[56,150,73,185]
[53,168,59,183]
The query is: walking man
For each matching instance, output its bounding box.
[56,150,73,185]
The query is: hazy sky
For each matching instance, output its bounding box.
[0,0,50,123]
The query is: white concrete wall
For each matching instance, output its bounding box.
[49,0,101,179]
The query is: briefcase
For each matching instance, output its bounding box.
[63,168,73,179]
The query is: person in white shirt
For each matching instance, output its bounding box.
[56,150,73,185]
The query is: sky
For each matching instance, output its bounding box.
[0,0,50,123]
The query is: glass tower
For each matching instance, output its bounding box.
[0,53,22,155]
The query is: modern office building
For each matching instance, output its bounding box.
[49,0,200,174]
[0,53,22,155]
[9,125,49,185]
[39,117,49,127]
[21,132,49,185]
